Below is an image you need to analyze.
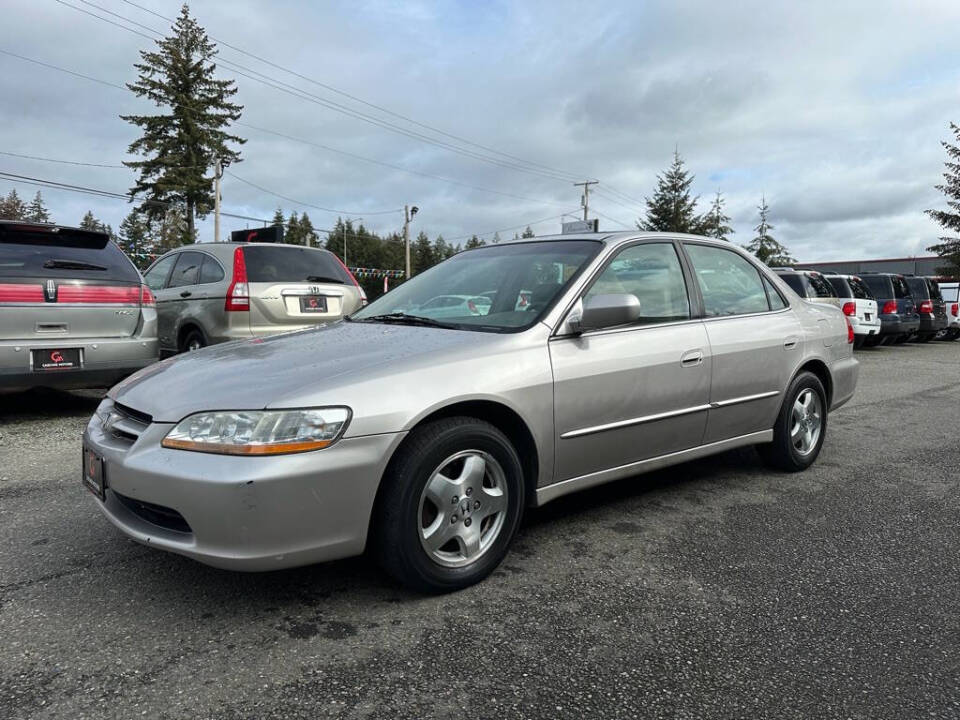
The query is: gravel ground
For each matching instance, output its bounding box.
[1,340,958,719]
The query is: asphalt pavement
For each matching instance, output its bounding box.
[1,340,958,719]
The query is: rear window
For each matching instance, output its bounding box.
[827,276,850,297]
[806,273,836,298]
[892,276,911,299]
[848,277,873,300]
[927,279,943,301]
[778,273,806,296]
[241,246,351,284]
[862,275,893,299]
[0,228,139,283]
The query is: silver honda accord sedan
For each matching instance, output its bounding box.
[83,232,858,592]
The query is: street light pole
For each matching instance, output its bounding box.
[403,205,418,279]
[213,157,222,242]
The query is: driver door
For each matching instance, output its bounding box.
[549,240,711,482]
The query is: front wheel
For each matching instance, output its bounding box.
[371,417,524,593]
[758,371,827,472]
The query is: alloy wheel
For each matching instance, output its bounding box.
[790,388,822,456]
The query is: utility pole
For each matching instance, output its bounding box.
[213,157,225,242]
[403,205,419,279]
[573,180,598,221]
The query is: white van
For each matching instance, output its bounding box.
[937,281,959,340]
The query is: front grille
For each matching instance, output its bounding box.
[107,402,152,445]
[114,491,192,534]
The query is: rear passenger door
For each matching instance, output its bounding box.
[682,242,801,444]
[155,251,204,350]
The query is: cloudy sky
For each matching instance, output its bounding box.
[1,0,958,261]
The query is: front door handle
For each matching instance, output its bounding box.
[179,291,192,298]
[680,350,704,367]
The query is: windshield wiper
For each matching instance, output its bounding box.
[305,275,345,284]
[353,312,456,329]
[43,259,108,271]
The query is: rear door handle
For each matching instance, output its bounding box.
[680,350,704,367]
[784,336,799,349]
[179,291,192,298]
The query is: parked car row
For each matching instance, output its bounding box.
[772,267,959,348]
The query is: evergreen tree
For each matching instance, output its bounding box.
[433,234,457,261]
[491,232,502,244]
[639,150,703,233]
[272,207,285,226]
[521,225,536,239]
[925,121,960,277]
[285,210,301,245]
[701,190,734,241]
[121,4,244,239]
[464,235,485,249]
[119,209,152,267]
[0,189,28,220]
[79,211,104,231]
[26,191,51,224]
[154,203,193,253]
[745,196,794,266]
[412,231,436,274]
[299,212,318,247]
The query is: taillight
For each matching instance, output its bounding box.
[331,253,364,308]
[58,286,141,303]
[919,300,933,314]
[358,286,368,307]
[881,300,897,314]
[140,284,155,307]
[841,301,856,316]
[0,283,44,303]
[952,303,959,317]
[846,316,854,344]
[225,246,249,312]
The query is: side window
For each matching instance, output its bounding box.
[778,273,806,296]
[685,244,771,317]
[807,273,836,298]
[198,255,225,284]
[763,276,787,310]
[144,254,177,292]
[584,242,690,326]
[849,278,872,300]
[168,251,203,288]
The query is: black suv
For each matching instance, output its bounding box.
[859,273,919,345]
[904,276,947,342]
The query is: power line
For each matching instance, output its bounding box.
[0,149,125,168]
[60,0,583,184]
[118,0,589,184]
[225,170,401,216]
[0,48,125,91]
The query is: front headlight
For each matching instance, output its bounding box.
[161,407,351,455]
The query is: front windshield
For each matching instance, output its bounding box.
[352,240,601,331]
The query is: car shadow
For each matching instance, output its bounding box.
[0,387,104,421]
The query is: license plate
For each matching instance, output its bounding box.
[865,313,872,321]
[82,446,106,500]
[299,296,327,313]
[32,347,81,371]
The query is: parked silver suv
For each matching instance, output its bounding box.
[143,242,366,354]
[0,220,158,391]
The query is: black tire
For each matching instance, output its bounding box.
[179,328,205,353]
[947,329,960,341]
[853,335,866,350]
[919,333,934,343]
[758,371,828,472]
[863,335,882,347]
[893,334,908,345]
[371,417,524,593]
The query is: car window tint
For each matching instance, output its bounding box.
[144,254,177,291]
[827,276,850,297]
[242,246,351,284]
[862,275,892,298]
[807,273,836,298]
[0,233,139,283]
[927,279,943,301]
[848,277,872,299]
[585,242,690,325]
[686,244,770,317]
[900,277,921,299]
[778,273,806,296]
[763,276,787,310]
[168,251,203,288]
[198,255,225,284]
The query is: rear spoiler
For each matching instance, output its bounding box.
[0,222,110,249]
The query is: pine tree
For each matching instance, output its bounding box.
[299,212,318,247]
[745,196,794,266]
[521,226,536,238]
[154,203,192,253]
[925,121,960,277]
[285,210,301,245]
[79,211,104,231]
[121,4,244,239]
[433,235,457,261]
[465,235,485,249]
[26,191,51,224]
[701,190,733,241]
[119,209,153,267]
[0,189,28,220]
[639,150,703,233]
[412,231,436,274]
[272,208,285,227]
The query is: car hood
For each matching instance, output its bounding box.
[110,321,504,422]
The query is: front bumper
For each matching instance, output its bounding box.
[83,399,405,571]
[0,336,158,391]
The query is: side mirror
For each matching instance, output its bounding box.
[566,293,641,334]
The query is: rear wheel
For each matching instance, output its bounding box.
[180,328,205,353]
[853,335,866,350]
[758,371,827,472]
[372,417,524,593]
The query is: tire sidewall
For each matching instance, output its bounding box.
[389,420,524,591]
